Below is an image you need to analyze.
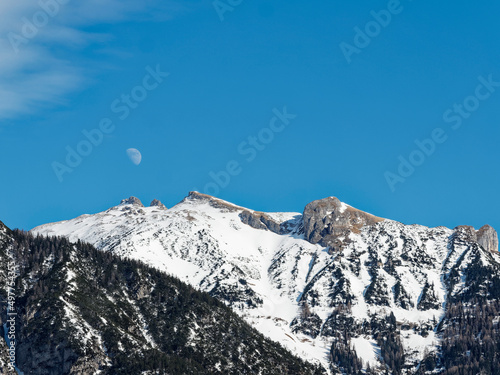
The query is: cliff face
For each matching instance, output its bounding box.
[302,196,384,250]
[452,224,499,253]
[238,210,283,234]
[477,224,499,253]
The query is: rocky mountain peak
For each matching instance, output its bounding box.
[302,196,384,249]
[184,191,241,212]
[120,196,144,207]
[186,191,211,200]
[477,224,499,253]
[150,199,167,209]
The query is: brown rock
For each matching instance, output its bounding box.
[184,191,240,212]
[302,196,384,250]
[150,199,167,209]
[477,224,499,253]
[120,197,144,207]
[239,210,282,234]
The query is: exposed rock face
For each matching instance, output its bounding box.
[238,211,283,234]
[453,225,499,253]
[302,196,384,250]
[184,191,240,212]
[477,224,499,253]
[185,193,292,234]
[150,199,167,209]
[120,197,144,207]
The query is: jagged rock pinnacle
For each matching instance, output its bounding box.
[150,199,167,209]
[120,197,144,207]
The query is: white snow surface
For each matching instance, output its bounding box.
[351,337,379,368]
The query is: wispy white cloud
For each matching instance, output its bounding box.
[0,0,188,119]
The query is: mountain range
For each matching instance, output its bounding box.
[26,192,500,374]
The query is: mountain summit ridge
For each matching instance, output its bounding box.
[116,193,497,252]
[31,193,500,374]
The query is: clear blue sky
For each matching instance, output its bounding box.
[1,0,499,234]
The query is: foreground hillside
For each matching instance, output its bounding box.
[32,193,500,374]
[0,220,325,374]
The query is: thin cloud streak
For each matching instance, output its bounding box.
[0,0,187,119]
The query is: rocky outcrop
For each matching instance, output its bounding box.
[452,225,499,253]
[184,192,240,212]
[240,197,384,241]
[150,199,167,209]
[454,225,478,242]
[477,224,499,253]
[185,193,290,234]
[238,211,283,234]
[120,197,144,207]
[302,196,384,250]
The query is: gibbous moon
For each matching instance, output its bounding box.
[126,148,142,165]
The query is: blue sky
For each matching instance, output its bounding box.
[0,0,499,234]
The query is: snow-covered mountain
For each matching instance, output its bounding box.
[31,192,500,374]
